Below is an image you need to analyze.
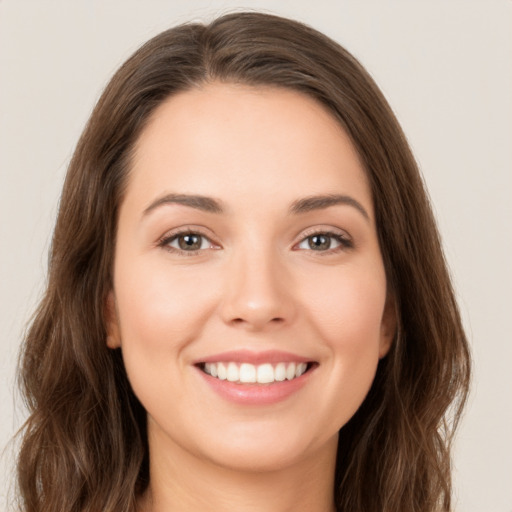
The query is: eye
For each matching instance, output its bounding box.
[296,231,352,252]
[160,231,215,254]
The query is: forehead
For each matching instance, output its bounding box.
[127,82,373,218]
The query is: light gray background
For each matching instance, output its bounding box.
[1,1,511,511]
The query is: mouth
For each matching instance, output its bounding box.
[196,361,317,385]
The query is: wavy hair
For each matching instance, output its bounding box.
[16,11,470,512]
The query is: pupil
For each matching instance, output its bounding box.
[309,235,330,250]
[179,234,201,250]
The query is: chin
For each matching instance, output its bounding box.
[205,444,310,473]
[195,424,338,474]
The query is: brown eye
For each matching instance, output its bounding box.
[163,232,212,252]
[177,234,203,251]
[308,234,332,251]
[296,231,352,252]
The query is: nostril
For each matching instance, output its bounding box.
[230,316,284,326]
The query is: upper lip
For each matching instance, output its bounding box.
[194,350,314,365]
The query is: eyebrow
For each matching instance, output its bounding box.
[142,192,369,221]
[289,194,370,220]
[143,193,224,216]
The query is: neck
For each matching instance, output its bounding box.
[139,425,338,512]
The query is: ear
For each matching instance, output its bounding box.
[105,291,122,349]
[379,294,397,359]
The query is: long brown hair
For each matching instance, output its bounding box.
[16,12,470,512]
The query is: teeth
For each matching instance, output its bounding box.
[217,362,227,380]
[226,362,239,382]
[286,363,296,380]
[275,362,286,382]
[257,363,274,384]
[202,361,309,384]
[239,363,256,383]
[296,363,307,377]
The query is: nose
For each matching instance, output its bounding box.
[219,247,296,332]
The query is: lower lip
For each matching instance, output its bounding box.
[196,366,314,405]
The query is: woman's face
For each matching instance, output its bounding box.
[107,83,395,472]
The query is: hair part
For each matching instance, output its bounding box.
[16,12,470,512]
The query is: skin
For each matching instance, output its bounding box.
[106,83,396,512]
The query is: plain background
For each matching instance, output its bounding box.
[1,1,511,511]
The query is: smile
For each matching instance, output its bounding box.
[194,350,317,404]
[200,361,310,384]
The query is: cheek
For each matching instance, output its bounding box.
[303,262,387,348]
[113,258,223,416]
[113,257,221,359]
[300,264,386,422]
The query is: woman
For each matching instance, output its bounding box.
[16,11,470,512]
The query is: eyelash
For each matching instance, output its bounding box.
[157,228,218,257]
[297,228,353,255]
[157,228,353,256]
